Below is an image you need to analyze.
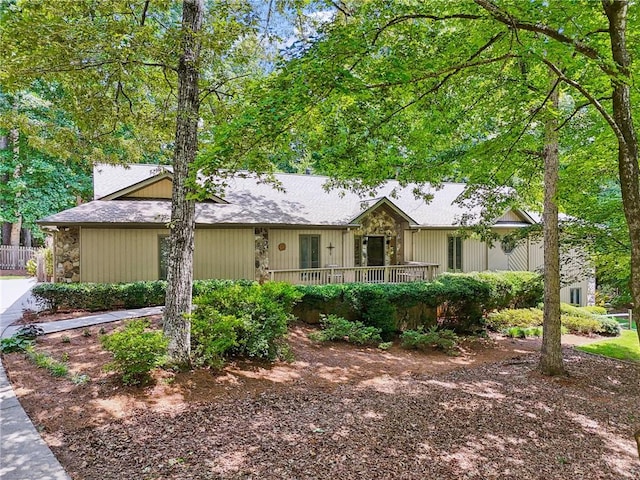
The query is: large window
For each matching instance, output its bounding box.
[299,235,320,269]
[447,236,462,271]
[158,235,171,280]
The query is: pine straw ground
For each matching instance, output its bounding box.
[3,320,640,480]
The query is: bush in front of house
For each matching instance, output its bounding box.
[400,326,458,354]
[190,282,301,365]
[101,319,168,385]
[32,279,255,312]
[486,308,544,330]
[294,271,542,335]
[309,314,383,345]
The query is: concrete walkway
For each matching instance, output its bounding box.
[0,278,162,480]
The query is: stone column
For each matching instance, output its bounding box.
[54,226,80,283]
[255,227,269,283]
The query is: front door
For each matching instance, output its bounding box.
[367,236,385,266]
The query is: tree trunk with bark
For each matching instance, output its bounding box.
[163,0,204,366]
[9,128,22,247]
[603,0,640,343]
[539,76,565,376]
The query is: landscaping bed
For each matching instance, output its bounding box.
[2,320,639,480]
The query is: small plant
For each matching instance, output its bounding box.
[71,373,90,385]
[309,315,383,345]
[99,327,106,335]
[101,319,168,385]
[0,324,44,353]
[82,328,92,337]
[61,336,71,344]
[26,348,69,377]
[378,341,393,351]
[596,317,622,337]
[400,326,458,354]
[504,326,527,339]
[0,335,34,353]
[61,352,69,362]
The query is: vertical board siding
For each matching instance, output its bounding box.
[529,240,544,272]
[462,237,487,272]
[124,178,173,199]
[82,227,254,282]
[193,229,254,280]
[413,230,486,272]
[81,228,166,282]
[270,229,345,270]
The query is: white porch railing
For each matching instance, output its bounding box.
[268,263,439,286]
[0,245,38,270]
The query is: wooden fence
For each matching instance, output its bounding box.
[0,245,38,270]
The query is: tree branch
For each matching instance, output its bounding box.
[474,0,617,77]
[543,59,623,140]
[556,96,612,131]
[372,13,482,45]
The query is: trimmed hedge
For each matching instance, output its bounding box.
[32,279,255,312]
[295,271,543,335]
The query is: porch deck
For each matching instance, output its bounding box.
[269,263,439,286]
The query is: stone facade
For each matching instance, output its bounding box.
[254,227,269,283]
[54,226,80,283]
[354,205,409,265]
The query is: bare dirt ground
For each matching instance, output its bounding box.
[3,318,640,480]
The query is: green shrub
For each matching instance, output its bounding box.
[31,279,255,312]
[192,282,301,363]
[504,326,527,339]
[101,319,168,385]
[582,306,608,316]
[26,247,53,278]
[486,308,544,331]
[561,315,601,335]
[0,335,34,353]
[295,271,542,335]
[596,317,622,337]
[400,326,458,354]
[378,341,393,350]
[309,315,382,345]
[190,309,245,368]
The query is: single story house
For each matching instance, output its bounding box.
[38,164,594,306]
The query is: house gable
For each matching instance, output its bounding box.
[101,172,228,203]
[493,208,535,226]
[350,197,417,227]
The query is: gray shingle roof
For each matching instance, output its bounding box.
[40,164,530,228]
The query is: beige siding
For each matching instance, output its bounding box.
[269,229,345,270]
[81,228,167,282]
[403,230,414,262]
[463,237,487,272]
[194,229,254,280]
[496,210,525,222]
[413,230,485,272]
[124,178,173,199]
[529,240,544,272]
[81,227,254,282]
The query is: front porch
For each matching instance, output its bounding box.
[269,263,439,286]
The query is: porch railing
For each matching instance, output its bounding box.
[268,263,439,286]
[0,245,38,270]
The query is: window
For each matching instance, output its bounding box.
[158,235,171,280]
[299,235,320,269]
[447,236,462,271]
[570,288,582,306]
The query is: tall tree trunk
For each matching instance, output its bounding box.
[539,76,565,376]
[163,0,204,366]
[603,0,640,342]
[9,127,22,247]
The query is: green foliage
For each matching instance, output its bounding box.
[295,271,542,335]
[31,279,255,312]
[190,310,244,368]
[595,317,622,337]
[70,373,90,386]
[0,335,33,353]
[503,326,546,339]
[561,315,602,335]
[309,314,382,345]
[101,319,168,386]
[400,326,458,354]
[26,247,53,277]
[25,348,69,377]
[378,341,393,351]
[191,282,301,364]
[486,308,544,331]
[581,306,607,316]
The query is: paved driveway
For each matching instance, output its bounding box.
[0,277,38,332]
